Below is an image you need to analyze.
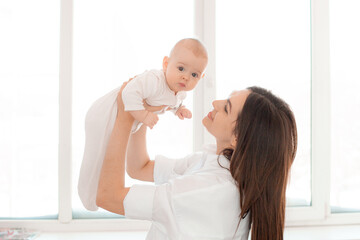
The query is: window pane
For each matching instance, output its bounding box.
[216,0,311,206]
[330,0,360,213]
[72,0,194,218]
[0,0,59,218]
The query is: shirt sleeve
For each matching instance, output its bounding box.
[123,184,156,220]
[123,178,192,224]
[123,174,238,238]
[122,71,161,111]
[153,152,203,185]
[123,182,177,229]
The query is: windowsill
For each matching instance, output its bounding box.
[33,225,360,240]
[35,231,147,240]
[284,225,360,240]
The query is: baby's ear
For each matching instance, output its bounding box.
[162,56,169,71]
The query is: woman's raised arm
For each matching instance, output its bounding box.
[126,125,154,182]
[96,82,134,215]
[126,101,166,181]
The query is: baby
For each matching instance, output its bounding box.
[78,38,208,211]
[122,38,208,132]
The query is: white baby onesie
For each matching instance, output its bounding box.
[78,69,186,211]
[122,69,186,132]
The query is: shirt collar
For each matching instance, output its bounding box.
[176,91,187,100]
[202,144,231,169]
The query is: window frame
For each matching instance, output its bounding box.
[1,0,360,232]
[197,0,329,223]
[58,0,72,224]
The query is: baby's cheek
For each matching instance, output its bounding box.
[188,83,197,91]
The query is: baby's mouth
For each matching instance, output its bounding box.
[179,83,186,88]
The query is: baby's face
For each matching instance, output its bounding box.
[163,47,207,93]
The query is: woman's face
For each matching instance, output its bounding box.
[202,89,250,149]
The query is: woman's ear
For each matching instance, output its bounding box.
[162,56,169,72]
[230,136,237,148]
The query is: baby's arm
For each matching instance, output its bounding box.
[122,71,162,129]
[129,110,158,129]
[175,106,192,120]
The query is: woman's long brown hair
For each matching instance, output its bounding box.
[221,86,297,240]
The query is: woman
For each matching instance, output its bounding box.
[96,82,297,240]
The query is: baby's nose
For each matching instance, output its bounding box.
[182,74,190,80]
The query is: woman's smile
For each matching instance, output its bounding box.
[207,111,214,120]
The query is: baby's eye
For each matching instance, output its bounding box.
[178,67,184,71]
[192,73,198,78]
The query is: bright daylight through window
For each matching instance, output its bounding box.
[1,0,359,222]
[216,0,311,207]
[0,0,59,218]
[330,0,360,213]
[71,0,195,218]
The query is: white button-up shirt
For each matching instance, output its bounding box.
[123,145,250,240]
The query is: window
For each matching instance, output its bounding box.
[1,0,360,230]
[216,0,311,207]
[71,0,195,218]
[0,0,59,219]
[329,0,360,213]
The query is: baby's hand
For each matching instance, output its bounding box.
[143,111,159,129]
[176,107,192,120]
